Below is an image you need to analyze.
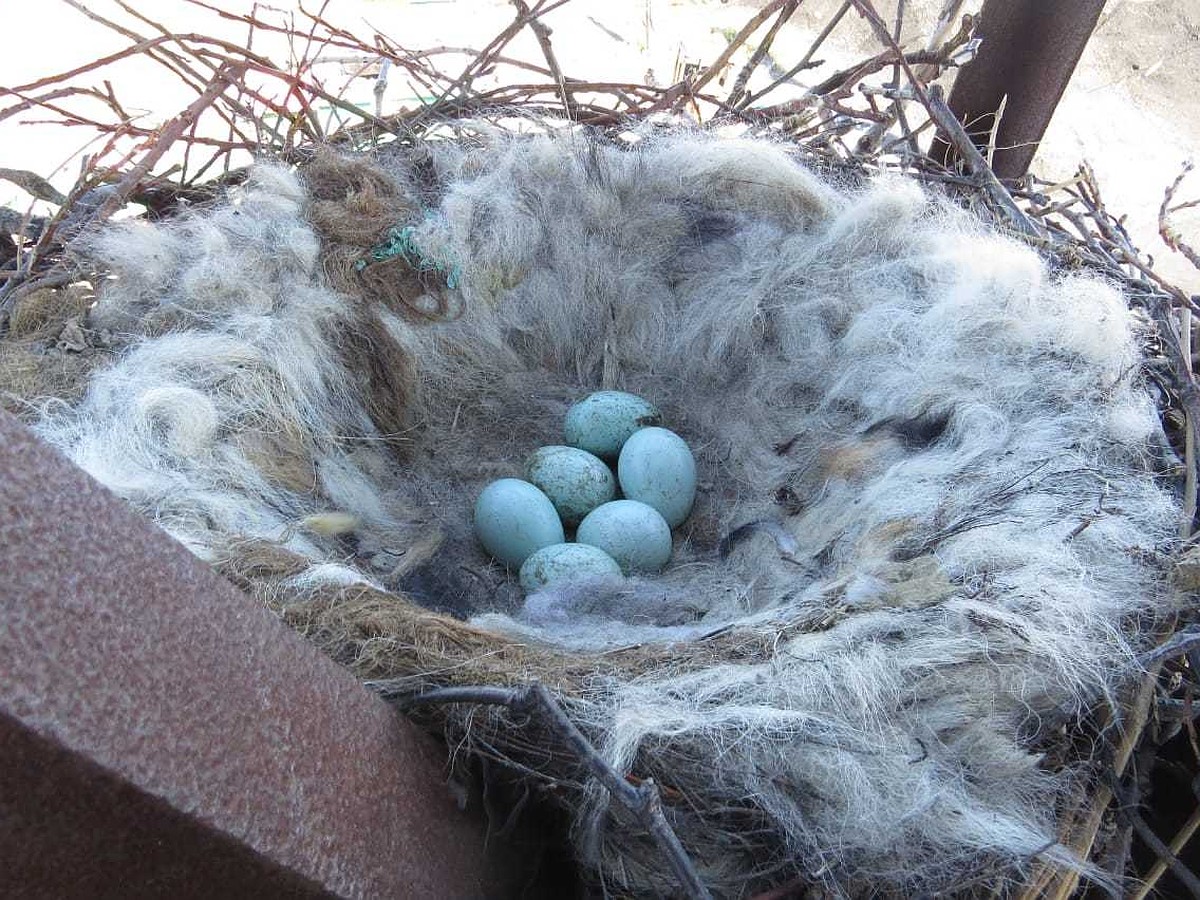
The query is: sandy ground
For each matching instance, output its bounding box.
[1,0,1197,291]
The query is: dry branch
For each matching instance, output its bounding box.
[401,683,714,900]
[924,84,1042,239]
[688,0,792,98]
[1161,162,1200,273]
[0,169,68,206]
[90,62,246,225]
[726,0,799,109]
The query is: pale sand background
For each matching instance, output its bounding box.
[1,0,1197,291]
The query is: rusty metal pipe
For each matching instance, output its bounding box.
[932,0,1106,180]
[0,410,512,898]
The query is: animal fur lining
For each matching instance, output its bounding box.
[21,129,1181,895]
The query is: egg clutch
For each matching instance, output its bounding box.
[473,391,697,593]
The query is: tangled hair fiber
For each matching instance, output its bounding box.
[27,127,1183,895]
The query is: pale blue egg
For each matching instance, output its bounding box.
[617,427,697,528]
[518,543,623,592]
[564,391,661,459]
[526,445,616,526]
[576,500,672,574]
[474,478,565,568]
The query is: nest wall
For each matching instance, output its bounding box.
[9,128,1185,895]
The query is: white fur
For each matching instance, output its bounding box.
[35,132,1180,895]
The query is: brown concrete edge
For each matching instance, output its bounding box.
[0,409,505,899]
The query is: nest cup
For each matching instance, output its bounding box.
[19,127,1183,896]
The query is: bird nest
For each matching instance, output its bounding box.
[4,2,1200,897]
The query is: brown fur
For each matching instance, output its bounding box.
[0,283,114,416]
[303,151,455,324]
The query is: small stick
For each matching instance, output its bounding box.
[401,683,713,900]
[876,0,907,155]
[741,0,852,109]
[1160,161,1200,272]
[88,63,246,227]
[1141,627,1200,668]
[405,0,572,124]
[0,169,67,206]
[844,0,1032,240]
[60,0,257,157]
[985,93,1007,169]
[687,0,792,99]
[1108,772,1200,898]
[847,0,1043,238]
[881,114,934,154]
[749,49,942,120]
[1038,666,1163,900]
[923,84,1043,240]
[1183,306,1197,539]
[373,57,391,118]
[512,0,573,119]
[5,33,182,96]
[1130,803,1200,900]
[726,0,800,109]
[926,0,969,56]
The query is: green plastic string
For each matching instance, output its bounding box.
[356,221,460,290]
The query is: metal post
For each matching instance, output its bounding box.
[932,0,1106,181]
[0,411,512,898]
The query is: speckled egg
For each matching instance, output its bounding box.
[525,445,616,526]
[617,427,697,528]
[518,543,624,592]
[576,500,672,574]
[474,478,565,568]
[564,391,662,459]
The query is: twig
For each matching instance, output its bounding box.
[373,57,391,118]
[1142,627,1200,668]
[845,1,1038,243]
[688,0,792,98]
[750,48,941,120]
[876,0,909,157]
[1183,306,1197,539]
[985,94,1007,169]
[401,683,713,899]
[1130,802,1200,900]
[1109,771,1200,898]
[89,63,246,226]
[926,0,970,56]
[924,84,1043,240]
[726,0,799,109]
[511,0,573,119]
[5,32,183,96]
[100,0,261,155]
[1028,664,1163,900]
[1102,240,1200,310]
[0,169,67,206]
[405,0,572,125]
[740,0,851,109]
[1160,161,1200,272]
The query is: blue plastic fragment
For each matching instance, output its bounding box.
[356,221,460,289]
